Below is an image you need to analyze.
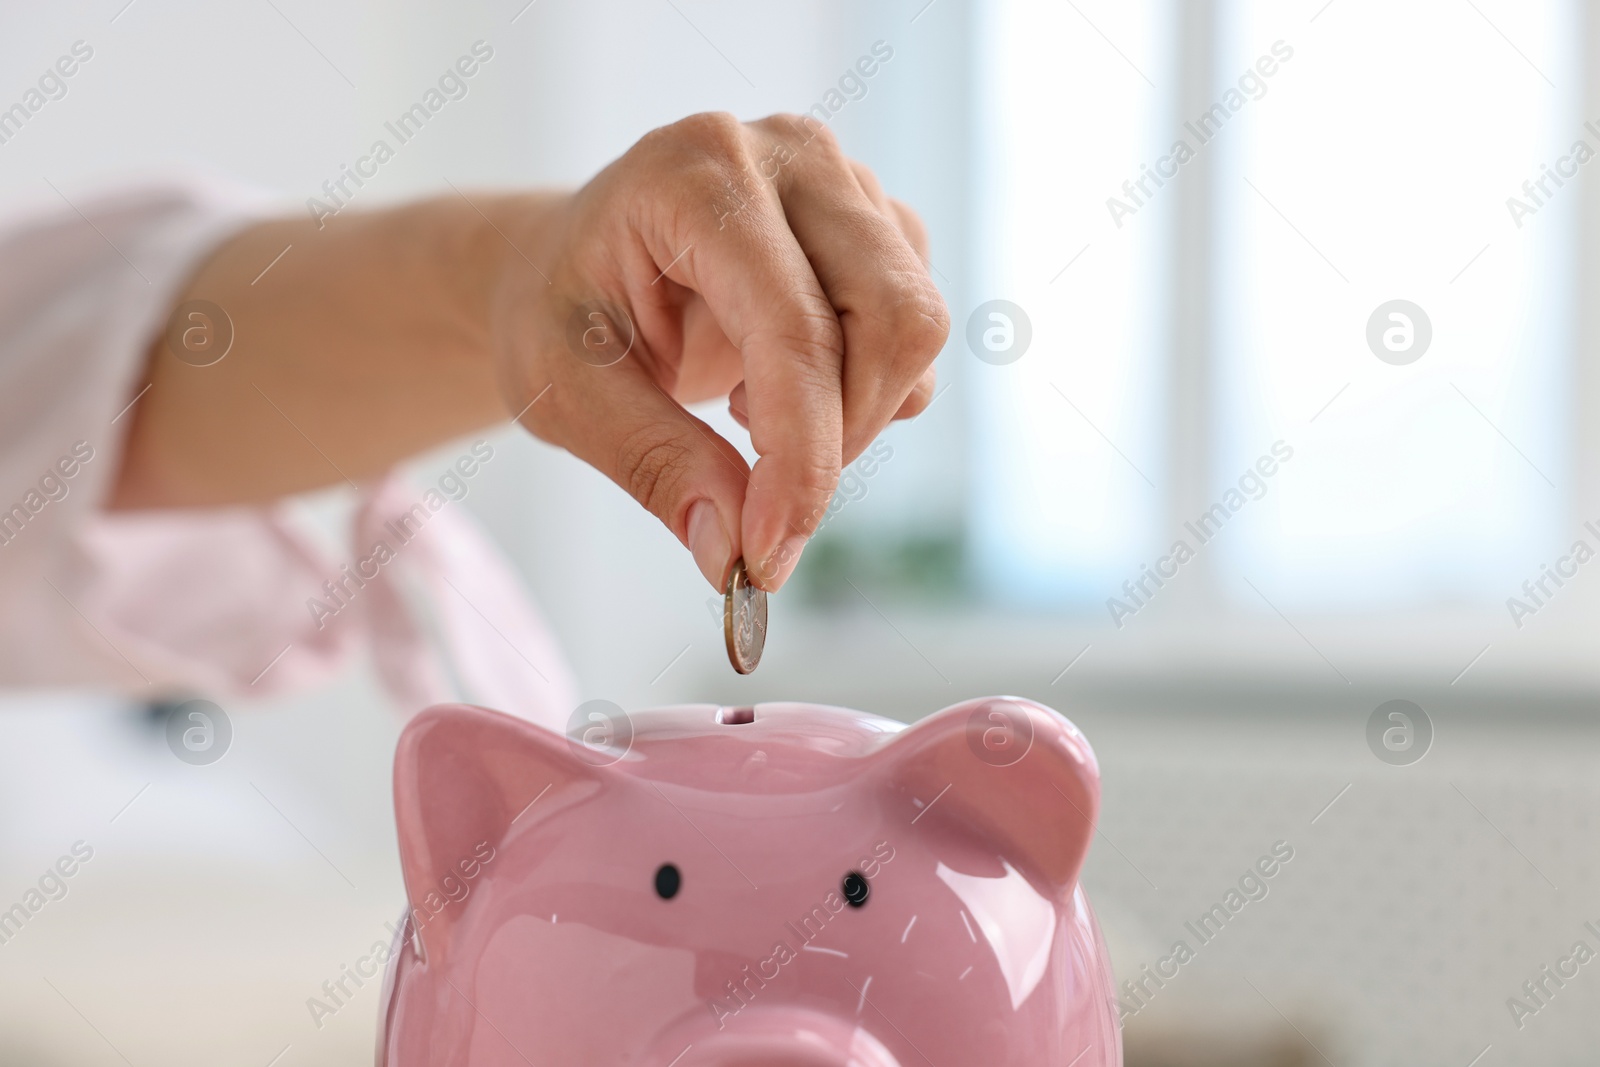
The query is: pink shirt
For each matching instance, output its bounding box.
[0,179,575,729]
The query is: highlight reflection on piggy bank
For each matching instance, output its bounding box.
[378,697,1121,1066]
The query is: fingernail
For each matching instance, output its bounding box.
[687,500,731,590]
[758,534,810,593]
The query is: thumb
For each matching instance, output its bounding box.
[535,360,751,591]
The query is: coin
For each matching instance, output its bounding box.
[723,558,767,674]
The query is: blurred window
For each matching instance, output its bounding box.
[967,0,1170,607]
[961,0,1579,618]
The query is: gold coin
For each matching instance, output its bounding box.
[723,558,768,674]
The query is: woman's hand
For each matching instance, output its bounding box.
[115,112,948,593]
[491,112,948,591]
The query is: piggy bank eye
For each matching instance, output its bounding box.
[841,871,869,908]
[655,863,681,900]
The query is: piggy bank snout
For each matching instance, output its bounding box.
[650,1007,901,1067]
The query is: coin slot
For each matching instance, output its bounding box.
[717,706,756,725]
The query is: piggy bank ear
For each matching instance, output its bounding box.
[881,696,1099,896]
[393,703,595,961]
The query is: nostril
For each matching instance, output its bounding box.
[717,705,756,725]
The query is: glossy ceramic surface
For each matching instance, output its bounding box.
[378,697,1122,1066]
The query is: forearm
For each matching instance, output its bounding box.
[110,192,562,508]
[103,112,946,594]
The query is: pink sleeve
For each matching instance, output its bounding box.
[0,181,576,729]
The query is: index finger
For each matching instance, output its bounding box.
[635,115,846,592]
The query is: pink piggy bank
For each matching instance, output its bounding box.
[378,697,1121,1066]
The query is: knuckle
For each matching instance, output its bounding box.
[746,288,845,370]
[790,455,842,512]
[799,115,842,155]
[848,273,950,366]
[849,159,886,199]
[889,196,930,248]
[904,279,952,353]
[754,112,801,133]
[614,426,695,518]
[665,110,749,163]
[757,112,841,163]
[899,369,938,416]
[777,303,847,373]
[759,112,822,142]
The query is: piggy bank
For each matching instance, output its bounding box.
[378,697,1121,1066]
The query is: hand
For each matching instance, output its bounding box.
[490,112,949,592]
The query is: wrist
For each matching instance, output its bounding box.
[464,190,574,417]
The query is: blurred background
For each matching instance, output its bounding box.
[3,0,1599,1064]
